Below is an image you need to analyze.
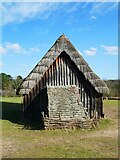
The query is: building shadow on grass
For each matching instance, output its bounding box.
[2,102,44,130]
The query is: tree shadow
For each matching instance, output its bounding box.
[2,101,45,130]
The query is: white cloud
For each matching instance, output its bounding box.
[84,47,97,56]
[1,2,118,26]
[0,46,6,54]
[66,16,74,25]
[89,2,118,15]
[0,42,22,54]
[81,2,89,9]
[67,3,82,13]
[5,42,22,53]
[101,45,118,55]
[0,62,3,67]
[2,2,60,25]
[90,3,105,15]
[0,42,41,55]
[90,15,97,20]
[77,26,90,32]
[30,47,40,52]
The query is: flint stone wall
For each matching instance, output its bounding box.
[47,85,87,121]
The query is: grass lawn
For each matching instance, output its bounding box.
[1,97,119,158]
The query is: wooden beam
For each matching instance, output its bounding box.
[51,64,54,85]
[56,58,59,86]
[50,65,53,86]
[67,59,70,85]
[66,56,68,85]
[63,56,66,86]
[53,62,55,86]
[61,57,64,85]
[23,95,25,110]
[60,57,63,85]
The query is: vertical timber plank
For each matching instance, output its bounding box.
[58,56,60,86]
[65,57,68,85]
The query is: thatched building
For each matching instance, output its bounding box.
[17,34,109,129]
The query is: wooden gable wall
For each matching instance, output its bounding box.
[23,51,103,120]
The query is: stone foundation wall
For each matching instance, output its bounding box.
[47,85,87,121]
[44,118,98,130]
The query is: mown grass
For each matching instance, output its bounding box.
[1,97,119,158]
[103,99,119,107]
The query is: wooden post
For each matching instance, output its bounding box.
[56,58,59,86]
[53,62,55,86]
[42,77,44,88]
[47,69,49,86]
[44,72,46,86]
[51,65,53,86]
[71,69,74,85]
[89,85,92,119]
[49,66,51,86]
[66,56,68,85]
[67,63,70,85]
[83,89,85,108]
[86,92,88,113]
[63,56,66,86]
[23,95,25,111]
[26,94,28,109]
[100,96,104,118]
[60,57,63,85]
[62,57,64,85]
[58,56,60,85]
[97,97,100,118]
[80,83,82,102]
[69,65,72,85]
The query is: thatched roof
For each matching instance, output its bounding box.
[17,34,109,95]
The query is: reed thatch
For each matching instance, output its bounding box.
[17,34,109,95]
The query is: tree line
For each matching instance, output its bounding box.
[0,73,119,97]
[104,80,119,97]
[0,73,23,96]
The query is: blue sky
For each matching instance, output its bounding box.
[0,2,118,80]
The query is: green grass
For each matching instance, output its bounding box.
[97,118,112,129]
[1,96,22,103]
[103,99,119,107]
[1,97,119,158]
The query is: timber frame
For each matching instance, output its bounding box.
[17,34,109,127]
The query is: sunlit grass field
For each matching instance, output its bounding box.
[1,97,119,158]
